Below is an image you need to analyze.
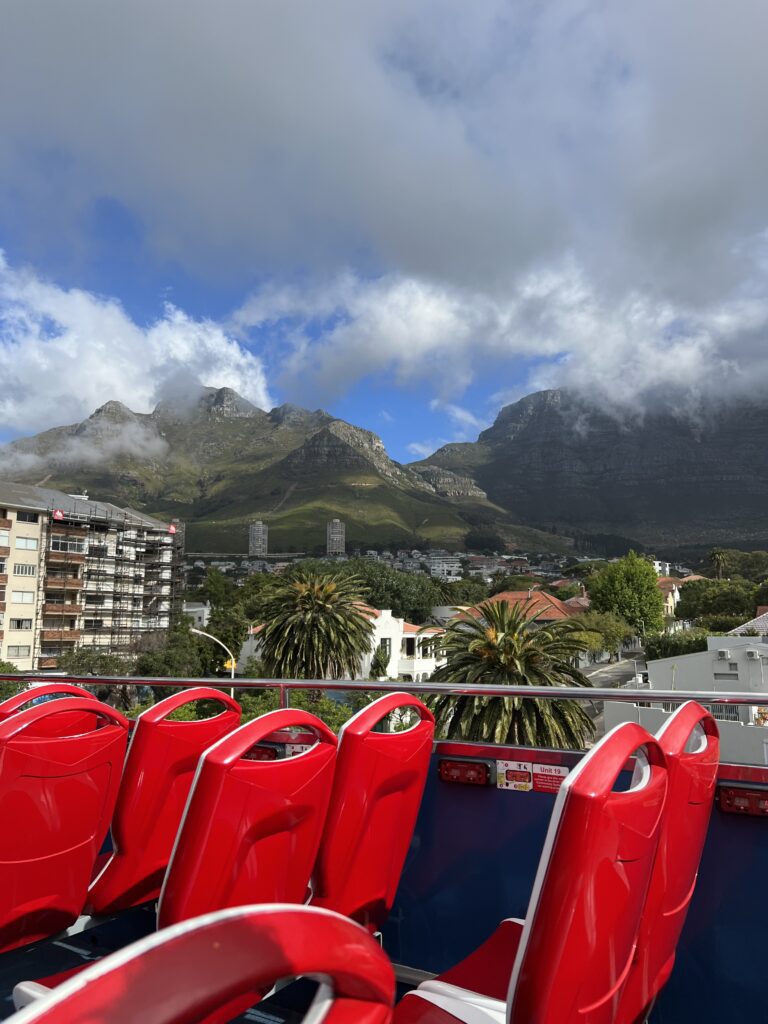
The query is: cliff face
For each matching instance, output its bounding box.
[419,389,768,546]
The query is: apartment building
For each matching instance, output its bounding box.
[248,520,269,557]
[326,518,346,556]
[0,481,183,671]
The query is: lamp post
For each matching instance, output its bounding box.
[190,627,236,698]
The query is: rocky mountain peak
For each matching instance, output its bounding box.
[153,385,262,422]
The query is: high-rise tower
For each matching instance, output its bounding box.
[326,518,345,555]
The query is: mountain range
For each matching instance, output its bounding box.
[3,386,766,555]
[1,387,560,553]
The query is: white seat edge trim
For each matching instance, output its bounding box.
[12,984,51,1012]
[402,990,506,1024]
[505,722,648,1021]
[418,980,512,1011]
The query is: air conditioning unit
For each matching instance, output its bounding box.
[717,649,731,660]
[746,649,761,660]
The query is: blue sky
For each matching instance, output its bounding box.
[2,2,768,466]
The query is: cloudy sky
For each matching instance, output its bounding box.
[1,0,767,461]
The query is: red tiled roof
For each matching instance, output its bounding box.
[468,590,571,621]
[679,575,706,584]
[564,595,591,612]
[403,622,443,634]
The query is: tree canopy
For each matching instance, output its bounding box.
[429,601,595,749]
[256,569,374,680]
[675,578,756,623]
[586,551,665,636]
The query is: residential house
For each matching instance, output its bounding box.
[237,605,446,683]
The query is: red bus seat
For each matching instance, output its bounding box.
[616,701,719,1024]
[397,722,668,1024]
[157,708,338,929]
[9,905,395,1024]
[313,693,435,931]
[0,685,100,737]
[87,687,241,915]
[0,699,129,952]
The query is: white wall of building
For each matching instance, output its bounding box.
[605,636,768,764]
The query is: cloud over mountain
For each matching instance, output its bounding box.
[0,254,271,434]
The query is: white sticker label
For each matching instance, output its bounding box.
[533,763,569,793]
[497,759,533,791]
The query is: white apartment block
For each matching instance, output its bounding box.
[426,552,463,582]
[0,482,182,672]
[605,635,768,765]
[326,518,346,556]
[248,520,269,557]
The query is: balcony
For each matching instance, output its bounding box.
[0,519,11,530]
[38,657,58,669]
[0,547,9,558]
[43,602,83,615]
[40,629,81,642]
[46,550,85,564]
[0,574,7,585]
[45,576,84,589]
[50,523,88,535]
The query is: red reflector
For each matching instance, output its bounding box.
[242,745,279,761]
[506,769,531,785]
[718,786,768,816]
[438,758,492,786]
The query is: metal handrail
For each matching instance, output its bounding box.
[0,673,765,706]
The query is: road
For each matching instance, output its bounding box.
[582,657,647,734]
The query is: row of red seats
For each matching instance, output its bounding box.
[0,683,435,955]
[0,690,719,1023]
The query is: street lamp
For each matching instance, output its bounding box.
[190,627,236,698]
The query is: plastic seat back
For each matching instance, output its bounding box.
[157,709,338,929]
[616,702,719,1024]
[507,723,668,1024]
[0,699,129,952]
[0,684,99,737]
[6,905,395,1024]
[87,687,241,914]
[314,693,435,930]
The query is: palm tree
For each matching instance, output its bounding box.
[257,568,374,680]
[426,600,595,749]
[709,548,728,580]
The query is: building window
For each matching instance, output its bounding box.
[11,591,34,604]
[51,536,85,553]
[84,619,105,630]
[728,662,739,671]
[7,645,31,658]
[13,564,37,577]
[9,618,33,630]
[15,537,38,550]
[16,511,39,523]
[0,560,5,574]
[379,638,391,658]
[0,530,9,546]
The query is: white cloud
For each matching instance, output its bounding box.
[406,439,447,459]
[429,399,489,437]
[2,3,768,421]
[0,253,272,433]
[235,262,768,415]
